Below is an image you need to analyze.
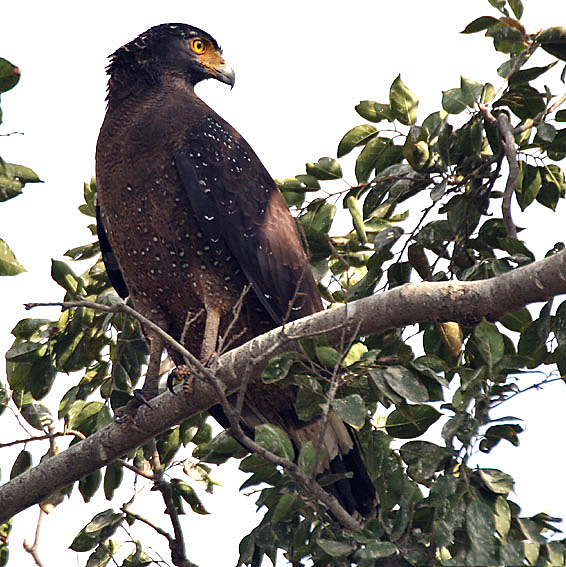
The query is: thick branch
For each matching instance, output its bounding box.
[1,250,565,523]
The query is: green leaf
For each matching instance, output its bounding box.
[276,175,320,193]
[331,394,366,429]
[461,77,484,106]
[343,342,368,366]
[373,226,404,255]
[0,58,20,93]
[171,479,210,514]
[354,519,385,544]
[337,124,378,158]
[305,157,342,180]
[85,541,122,567]
[402,126,430,171]
[70,530,98,553]
[516,162,542,210]
[494,495,511,538]
[389,75,418,125]
[315,345,340,367]
[518,318,549,365]
[79,470,101,502]
[298,441,316,474]
[11,164,41,184]
[355,136,389,183]
[355,100,392,122]
[461,16,499,34]
[540,27,566,61]
[68,400,106,435]
[11,318,53,340]
[254,424,294,460]
[71,510,124,551]
[385,404,441,438]
[5,340,42,363]
[65,242,100,261]
[103,462,123,501]
[271,493,301,523]
[538,164,565,211]
[510,63,557,85]
[294,386,325,422]
[354,541,397,561]
[517,518,546,545]
[281,189,304,207]
[262,353,296,383]
[157,427,181,466]
[10,450,32,479]
[122,541,152,567]
[553,300,566,346]
[480,424,522,452]
[0,238,26,276]
[442,88,467,114]
[345,195,367,244]
[300,200,336,234]
[316,539,355,558]
[486,21,527,54]
[382,366,429,403]
[20,403,53,431]
[494,85,546,120]
[479,468,515,494]
[465,493,496,564]
[500,541,526,565]
[500,308,532,332]
[295,174,321,191]
[51,260,82,296]
[508,0,523,19]
[400,441,449,482]
[473,320,505,368]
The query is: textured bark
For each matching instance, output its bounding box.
[1,249,565,523]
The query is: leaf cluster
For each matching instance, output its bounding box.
[0,58,42,277]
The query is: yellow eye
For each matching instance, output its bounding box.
[191,38,206,54]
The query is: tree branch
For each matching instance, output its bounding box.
[22,508,46,567]
[497,112,519,239]
[148,439,197,567]
[1,249,565,524]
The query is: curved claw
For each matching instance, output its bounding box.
[167,371,178,395]
[132,389,153,408]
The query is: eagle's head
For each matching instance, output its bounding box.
[106,23,235,101]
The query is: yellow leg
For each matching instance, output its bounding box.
[141,334,164,399]
[200,307,221,364]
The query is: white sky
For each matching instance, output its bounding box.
[2,1,566,565]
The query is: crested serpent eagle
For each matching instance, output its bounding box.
[95,23,376,516]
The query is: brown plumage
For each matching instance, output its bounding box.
[95,23,375,516]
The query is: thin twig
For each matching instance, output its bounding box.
[215,283,251,360]
[514,92,566,135]
[312,320,361,476]
[120,507,173,542]
[491,374,564,408]
[148,439,197,567]
[23,508,46,567]
[116,458,154,481]
[497,112,519,239]
[489,46,532,103]
[0,428,86,449]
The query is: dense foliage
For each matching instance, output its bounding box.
[2,1,566,565]
[0,57,42,277]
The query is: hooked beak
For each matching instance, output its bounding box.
[214,62,235,89]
